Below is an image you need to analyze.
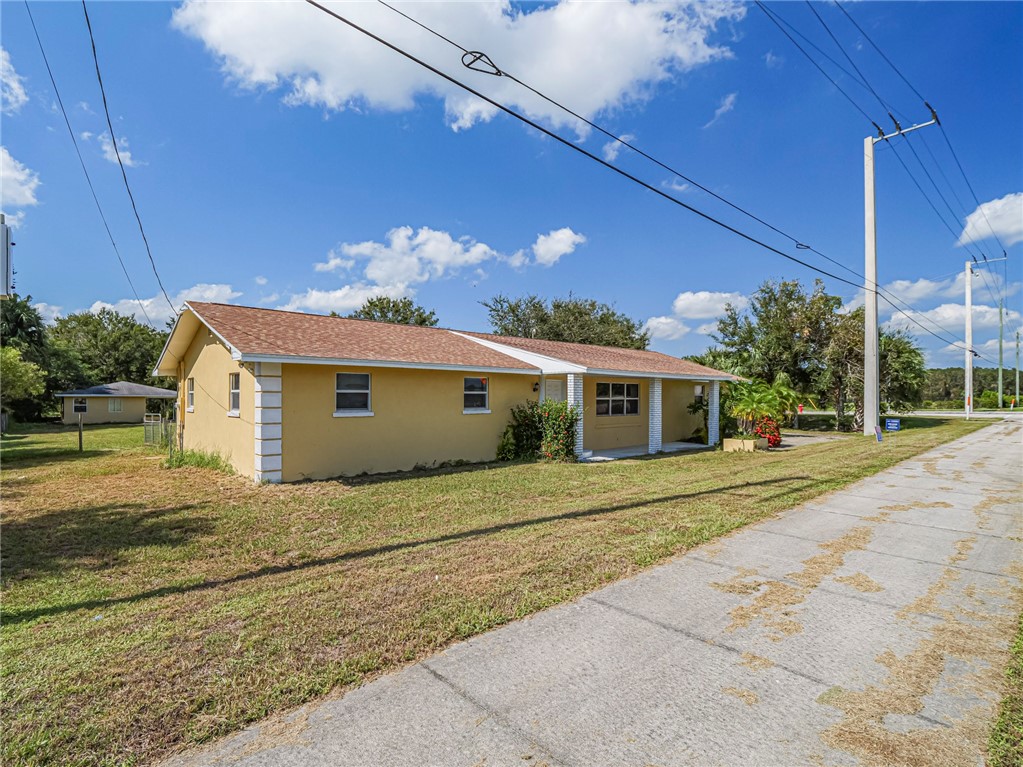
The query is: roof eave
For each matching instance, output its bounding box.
[238,352,541,376]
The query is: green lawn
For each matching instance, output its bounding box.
[989,611,1023,767]
[0,418,994,766]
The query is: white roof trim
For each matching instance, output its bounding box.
[152,309,187,377]
[186,302,241,358]
[453,333,587,375]
[239,353,540,376]
[584,368,738,382]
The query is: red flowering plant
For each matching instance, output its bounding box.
[498,399,581,462]
[754,416,782,448]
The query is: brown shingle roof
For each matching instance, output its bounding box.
[186,302,537,372]
[463,332,736,379]
[183,302,736,379]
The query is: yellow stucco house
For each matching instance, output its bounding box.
[154,302,737,483]
[57,381,176,425]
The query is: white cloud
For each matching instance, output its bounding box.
[661,177,690,194]
[702,91,736,129]
[33,302,62,324]
[280,283,407,314]
[80,131,94,141]
[2,211,25,228]
[671,289,747,318]
[77,101,94,114]
[0,146,41,208]
[172,0,744,135]
[884,302,1021,334]
[958,192,1023,248]
[324,226,499,288]
[532,227,586,266]
[98,132,140,167]
[1,48,28,115]
[601,134,635,163]
[90,283,241,325]
[763,50,783,69]
[643,316,690,340]
[254,275,268,285]
[696,321,719,335]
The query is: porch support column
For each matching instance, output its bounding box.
[567,373,584,457]
[254,361,282,483]
[708,380,721,446]
[648,377,662,454]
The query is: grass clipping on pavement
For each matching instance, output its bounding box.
[0,417,989,765]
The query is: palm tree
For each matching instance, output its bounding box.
[728,381,781,436]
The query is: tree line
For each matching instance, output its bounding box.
[9,280,999,425]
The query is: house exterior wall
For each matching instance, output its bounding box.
[280,364,537,481]
[179,330,255,478]
[60,396,147,425]
[582,376,649,451]
[663,380,705,443]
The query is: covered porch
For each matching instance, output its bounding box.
[540,373,725,458]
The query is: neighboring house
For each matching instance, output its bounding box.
[57,381,177,425]
[154,302,738,483]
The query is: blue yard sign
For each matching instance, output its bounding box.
[885,418,901,432]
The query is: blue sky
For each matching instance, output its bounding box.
[1,1,1020,368]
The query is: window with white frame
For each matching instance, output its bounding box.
[463,377,488,411]
[595,382,640,416]
[187,378,195,410]
[335,373,371,412]
[228,373,240,414]
[73,398,87,413]
[108,398,123,413]
[694,384,705,405]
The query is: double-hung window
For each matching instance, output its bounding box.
[108,398,123,413]
[694,384,705,405]
[335,373,371,415]
[73,398,87,414]
[228,373,240,416]
[595,382,640,416]
[186,378,195,410]
[463,377,489,412]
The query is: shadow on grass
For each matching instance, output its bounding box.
[1,502,206,582]
[0,449,117,470]
[3,475,811,625]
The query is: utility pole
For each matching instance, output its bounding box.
[863,116,938,436]
[998,299,1004,408]
[965,260,973,419]
[1016,329,1020,406]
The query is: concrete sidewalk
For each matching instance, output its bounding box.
[165,420,1022,767]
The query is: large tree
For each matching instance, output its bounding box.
[1,295,88,419]
[483,294,649,349]
[713,279,840,392]
[50,309,167,385]
[343,296,438,326]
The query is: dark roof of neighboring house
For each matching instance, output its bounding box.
[185,302,538,372]
[461,332,738,379]
[56,381,177,398]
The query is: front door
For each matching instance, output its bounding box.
[545,379,565,403]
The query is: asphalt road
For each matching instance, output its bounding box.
[164,419,1022,767]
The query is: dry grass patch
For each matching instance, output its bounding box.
[0,418,989,766]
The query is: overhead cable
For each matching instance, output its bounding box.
[24,1,154,327]
[81,0,176,317]
[302,0,986,358]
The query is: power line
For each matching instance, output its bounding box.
[755,1,881,133]
[833,0,925,103]
[377,0,974,348]
[832,1,1010,260]
[302,0,986,359]
[81,0,176,317]
[23,1,154,327]
[378,0,972,349]
[803,1,996,265]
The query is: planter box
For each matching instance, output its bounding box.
[723,437,769,453]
